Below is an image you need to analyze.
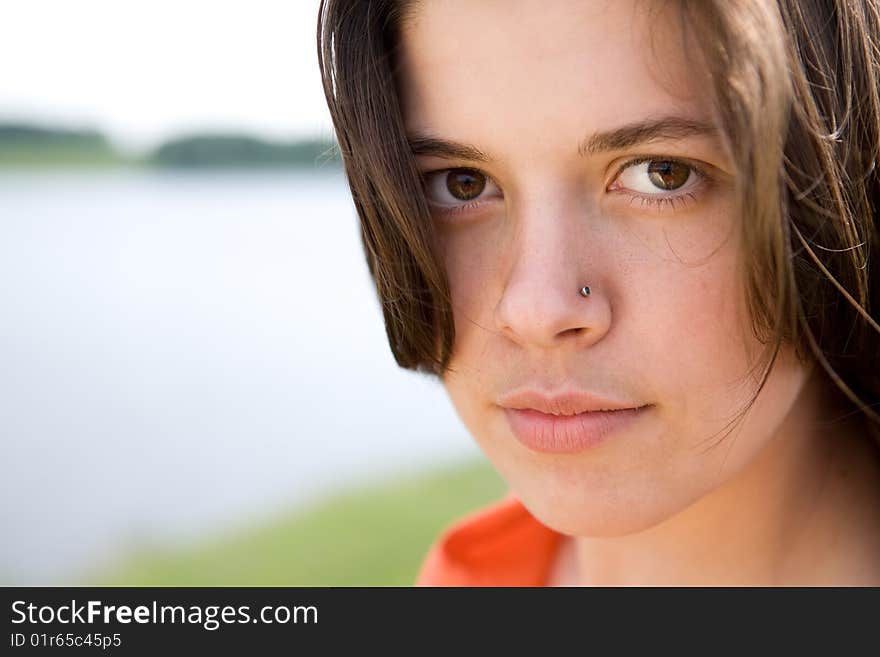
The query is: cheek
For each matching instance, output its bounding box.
[438,223,503,357]
[667,257,758,431]
[440,223,501,305]
[614,195,754,422]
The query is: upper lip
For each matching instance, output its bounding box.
[498,389,646,416]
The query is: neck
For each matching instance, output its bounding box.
[555,372,880,586]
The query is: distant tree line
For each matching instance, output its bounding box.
[149,134,341,168]
[0,122,341,169]
[0,123,122,166]
[0,123,113,149]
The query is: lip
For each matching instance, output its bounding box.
[504,406,649,454]
[498,389,644,415]
[498,389,650,454]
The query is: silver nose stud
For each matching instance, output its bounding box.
[579,286,591,297]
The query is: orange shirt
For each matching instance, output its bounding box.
[415,492,562,586]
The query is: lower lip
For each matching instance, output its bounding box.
[504,406,649,454]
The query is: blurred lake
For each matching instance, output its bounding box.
[0,168,478,584]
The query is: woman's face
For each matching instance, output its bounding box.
[398,0,812,536]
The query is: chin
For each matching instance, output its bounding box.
[523,497,667,538]
[512,475,687,538]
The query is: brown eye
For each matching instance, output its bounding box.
[646,160,690,190]
[446,169,486,200]
[422,167,502,215]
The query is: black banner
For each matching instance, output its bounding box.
[1,587,874,653]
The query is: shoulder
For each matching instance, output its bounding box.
[414,491,561,586]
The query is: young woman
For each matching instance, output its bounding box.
[317,0,880,585]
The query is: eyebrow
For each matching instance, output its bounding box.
[407,116,717,163]
[408,136,491,162]
[580,116,716,156]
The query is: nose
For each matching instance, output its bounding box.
[493,201,612,350]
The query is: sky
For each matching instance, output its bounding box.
[0,0,333,153]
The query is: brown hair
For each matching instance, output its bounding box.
[317,0,880,444]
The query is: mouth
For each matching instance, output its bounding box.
[497,388,646,416]
[503,405,651,454]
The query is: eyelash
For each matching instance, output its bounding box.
[434,198,484,218]
[421,156,711,218]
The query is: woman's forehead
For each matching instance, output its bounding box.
[398,0,713,159]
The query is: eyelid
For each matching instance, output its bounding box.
[420,165,493,179]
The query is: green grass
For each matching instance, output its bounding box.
[83,459,507,586]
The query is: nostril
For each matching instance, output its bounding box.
[561,327,587,338]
